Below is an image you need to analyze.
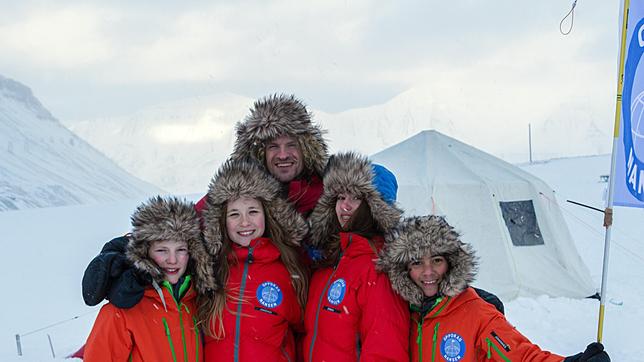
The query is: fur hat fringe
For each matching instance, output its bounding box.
[377,215,478,305]
[231,94,328,177]
[308,152,403,251]
[127,196,218,296]
[202,159,308,258]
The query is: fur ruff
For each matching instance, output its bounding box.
[202,159,308,258]
[308,152,403,255]
[127,196,218,296]
[377,215,478,305]
[231,94,328,177]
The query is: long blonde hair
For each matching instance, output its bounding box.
[197,199,308,339]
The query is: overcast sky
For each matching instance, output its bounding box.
[0,0,620,121]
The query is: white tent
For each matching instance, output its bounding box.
[371,130,596,301]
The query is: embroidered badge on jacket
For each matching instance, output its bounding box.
[256,281,283,308]
[327,279,347,305]
[440,332,466,362]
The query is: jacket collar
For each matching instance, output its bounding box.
[229,237,280,264]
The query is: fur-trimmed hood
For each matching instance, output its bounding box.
[308,152,403,255]
[202,159,308,257]
[377,215,478,305]
[126,196,218,296]
[230,94,328,177]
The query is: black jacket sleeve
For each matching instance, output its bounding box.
[81,236,148,308]
[473,287,505,315]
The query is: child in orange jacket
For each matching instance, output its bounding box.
[378,215,610,362]
[84,196,217,362]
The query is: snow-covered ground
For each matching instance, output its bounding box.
[1,154,642,361]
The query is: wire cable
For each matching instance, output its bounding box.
[560,0,578,35]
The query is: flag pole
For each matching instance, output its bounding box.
[597,0,630,343]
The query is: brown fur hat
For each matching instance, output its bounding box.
[230,94,328,177]
[202,159,308,257]
[308,152,403,254]
[377,215,478,305]
[126,196,218,296]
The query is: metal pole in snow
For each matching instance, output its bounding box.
[597,0,630,343]
[15,334,22,356]
[47,334,56,358]
[529,123,533,164]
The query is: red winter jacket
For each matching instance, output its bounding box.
[302,232,410,362]
[195,174,323,220]
[84,277,202,362]
[411,287,564,361]
[287,174,323,218]
[204,238,302,362]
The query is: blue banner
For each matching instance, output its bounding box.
[615,2,644,208]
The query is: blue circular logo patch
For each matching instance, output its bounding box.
[440,332,466,362]
[327,279,346,305]
[256,281,283,308]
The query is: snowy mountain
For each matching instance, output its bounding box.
[63,87,614,194]
[0,75,160,211]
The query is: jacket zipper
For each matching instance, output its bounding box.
[234,245,255,362]
[281,344,292,362]
[179,304,187,362]
[193,316,199,362]
[413,297,449,362]
[164,277,197,362]
[162,277,198,362]
[308,235,351,362]
[355,332,361,361]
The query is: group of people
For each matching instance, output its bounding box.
[81,94,609,361]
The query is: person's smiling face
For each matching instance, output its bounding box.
[226,197,266,247]
[408,255,449,297]
[265,134,304,183]
[148,240,190,284]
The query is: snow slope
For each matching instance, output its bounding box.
[1,154,642,361]
[64,89,613,194]
[0,75,160,211]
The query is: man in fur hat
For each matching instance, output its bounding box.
[195,93,328,218]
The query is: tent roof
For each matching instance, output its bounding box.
[372,130,596,300]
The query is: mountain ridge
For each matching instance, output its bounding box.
[0,75,160,211]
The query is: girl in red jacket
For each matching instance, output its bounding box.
[302,152,410,362]
[378,215,610,362]
[197,160,309,362]
[84,196,217,361]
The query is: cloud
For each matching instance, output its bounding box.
[0,0,621,121]
[0,5,116,68]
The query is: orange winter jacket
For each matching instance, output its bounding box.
[84,276,202,362]
[411,287,563,362]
